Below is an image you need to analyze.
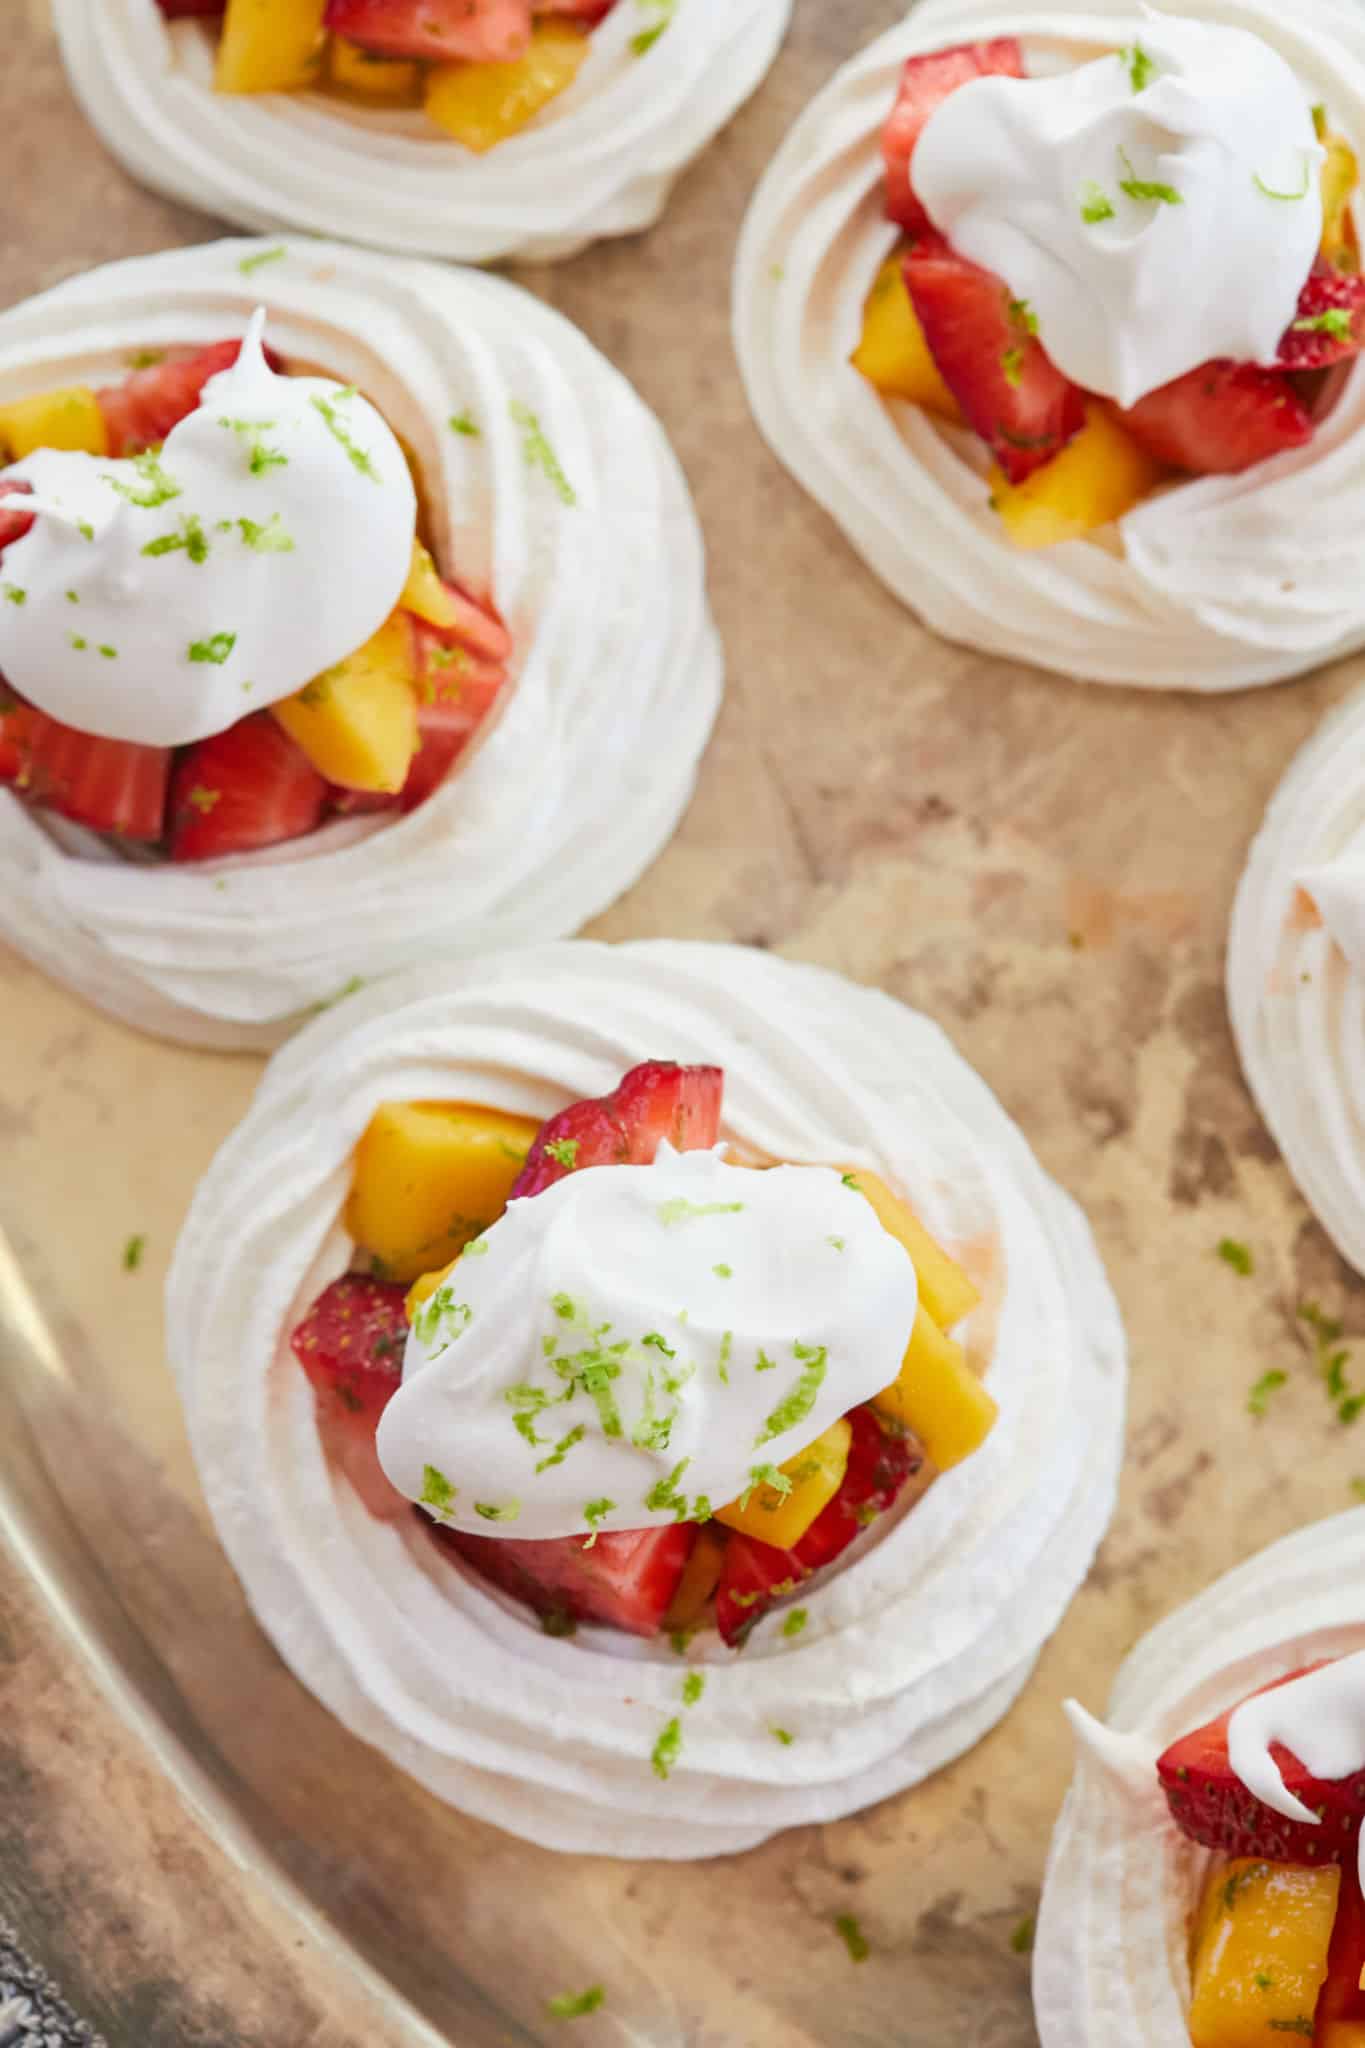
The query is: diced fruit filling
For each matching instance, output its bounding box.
[856,39,1362,543]
[289,1059,999,1645]
[156,0,621,149]
[1157,1663,1365,2046]
[0,354,508,855]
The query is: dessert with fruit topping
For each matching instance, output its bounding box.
[1034,1510,1365,2047]
[55,0,792,264]
[166,939,1126,1855]
[734,0,1365,690]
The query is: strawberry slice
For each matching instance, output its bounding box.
[168,712,327,861]
[509,1060,725,1200]
[535,0,616,18]
[1278,264,1365,371]
[1156,1661,1365,1862]
[0,695,170,840]
[434,1522,695,1637]
[427,580,513,668]
[404,619,508,812]
[1119,360,1315,475]
[715,1407,923,1647]
[903,235,1086,482]
[0,479,35,554]
[291,1275,410,1519]
[883,39,1025,235]
[1318,1856,1365,2035]
[97,339,280,458]
[322,0,533,63]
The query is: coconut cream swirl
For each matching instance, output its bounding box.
[732,0,1365,692]
[1228,684,1365,1277]
[54,0,791,265]
[166,939,1126,1859]
[0,240,721,1048]
[1033,1506,1365,2047]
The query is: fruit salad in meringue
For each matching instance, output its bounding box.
[291,1059,998,1646]
[854,15,1362,550]
[0,313,506,859]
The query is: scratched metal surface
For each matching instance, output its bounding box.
[3,1,1363,2042]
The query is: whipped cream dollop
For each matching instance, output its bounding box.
[1229,683,1365,1276]
[166,940,1126,1857]
[733,0,1365,692]
[0,239,721,1047]
[378,1144,917,1540]
[0,312,415,747]
[914,18,1323,407]
[54,0,791,266]
[1034,1506,1365,2048]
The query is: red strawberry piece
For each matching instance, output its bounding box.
[291,1274,411,1520]
[715,1406,924,1647]
[168,712,327,862]
[883,39,1025,235]
[1278,263,1365,370]
[903,235,1086,483]
[434,1521,695,1637]
[97,339,282,458]
[156,0,224,14]
[1155,1661,1365,1862]
[535,0,616,18]
[1318,1856,1365,2033]
[1119,360,1315,475]
[404,618,508,812]
[509,1060,725,1200]
[322,0,533,63]
[0,696,170,841]
[426,578,513,667]
[0,479,35,556]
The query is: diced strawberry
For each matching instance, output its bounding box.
[1318,1857,1365,2033]
[434,1521,695,1637]
[1156,1661,1364,1862]
[1278,263,1365,371]
[1119,360,1315,475]
[168,712,327,862]
[883,39,1025,234]
[0,697,170,840]
[404,619,508,812]
[97,339,280,458]
[903,235,1086,482]
[291,1275,410,1520]
[534,0,616,18]
[427,579,512,668]
[0,479,34,554]
[322,0,533,63]
[509,1060,725,1200]
[715,1407,923,1647]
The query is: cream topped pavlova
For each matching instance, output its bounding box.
[54,0,791,265]
[0,238,720,1045]
[166,939,1126,1857]
[1033,1507,1365,2048]
[733,0,1365,690]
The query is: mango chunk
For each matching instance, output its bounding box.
[663,1525,727,1632]
[873,1305,998,1471]
[1188,1858,1339,2048]
[0,385,108,461]
[347,1099,542,1283]
[273,612,419,794]
[841,1168,980,1331]
[215,0,326,92]
[989,402,1167,550]
[399,538,461,632]
[424,21,590,154]
[1322,128,1361,270]
[715,1418,852,1549]
[328,38,421,103]
[851,255,960,419]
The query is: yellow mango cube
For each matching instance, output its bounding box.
[328,38,421,103]
[841,1168,980,1331]
[989,402,1167,550]
[273,613,419,794]
[715,1419,852,1549]
[424,21,590,154]
[215,0,326,93]
[1322,129,1361,269]
[663,1525,727,1632]
[851,254,961,419]
[873,1305,999,1471]
[347,1099,542,1283]
[1188,1858,1339,2048]
[399,538,461,632]
[0,385,107,461]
